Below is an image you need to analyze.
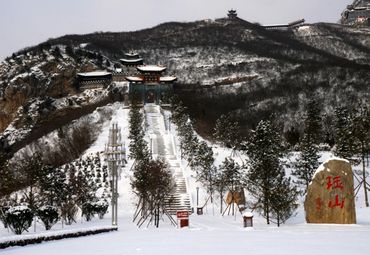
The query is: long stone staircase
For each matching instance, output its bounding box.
[144,104,192,215]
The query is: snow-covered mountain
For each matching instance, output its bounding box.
[0,46,126,156]
[0,17,369,156]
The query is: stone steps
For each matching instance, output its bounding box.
[144,104,192,216]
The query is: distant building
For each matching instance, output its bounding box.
[126,65,177,104]
[227,9,238,19]
[341,0,370,26]
[77,71,112,90]
[120,52,143,68]
[263,19,305,31]
[111,68,126,82]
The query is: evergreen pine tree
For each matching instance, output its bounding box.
[213,114,241,149]
[303,99,322,144]
[39,166,67,206]
[245,120,296,225]
[292,100,322,193]
[218,157,243,214]
[192,141,216,203]
[0,153,13,198]
[352,105,370,207]
[269,176,299,227]
[20,153,44,212]
[129,105,149,161]
[333,106,358,163]
[214,166,227,214]
[292,134,320,193]
[219,157,243,192]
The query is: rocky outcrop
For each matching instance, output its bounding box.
[0,44,109,134]
[304,158,356,224]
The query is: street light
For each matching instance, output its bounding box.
[104,122,126,226]
[149,133,156,158]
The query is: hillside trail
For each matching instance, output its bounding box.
[144,104,192,215]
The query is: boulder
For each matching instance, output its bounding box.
[304,158,356,224]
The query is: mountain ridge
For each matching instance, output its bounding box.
[0,18,369,156]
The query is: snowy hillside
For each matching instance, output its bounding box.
[1,18,369,147]
[1,102,370,255]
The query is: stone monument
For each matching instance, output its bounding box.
[304,158,356,224]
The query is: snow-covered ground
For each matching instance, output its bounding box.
[2,213,370,255]
[1,102,370,254]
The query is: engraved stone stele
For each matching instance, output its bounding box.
[304,158,356,224]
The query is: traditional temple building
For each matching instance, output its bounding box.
[118,51,144,78]
[228,9,238,19]
[341,0,370,26]
[126,65,177,104]
[111,68,127,82]
[77,71,112,90]
[120,52,143,68]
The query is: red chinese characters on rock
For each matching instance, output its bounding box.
[326,175,345,209]
[328,195,345,209]
[326,176,344,190]
[316,175,346,211]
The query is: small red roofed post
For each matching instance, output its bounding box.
[176,211,189,228]
[242,211,254,228]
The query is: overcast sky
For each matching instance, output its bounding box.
[0,0,351,61]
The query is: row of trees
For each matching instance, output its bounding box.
[171,98,216,204]
[331,104,370,206]
[290,99,370,208]
[171,97,298,226]
[0,153,109,235]
[213,98,370,207]
[129,104,175,228]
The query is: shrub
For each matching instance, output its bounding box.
[5,206,34,235]
[61,202,78,225]
[82,200,109,221]
[81,202,95,221]
[37,206,59,230]
[94,200,109,219]
[0,205,10,228]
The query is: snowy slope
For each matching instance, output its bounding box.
[1,103,370,255]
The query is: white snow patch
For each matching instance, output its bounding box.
[312,156,350,179]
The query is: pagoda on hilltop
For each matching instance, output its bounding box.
[120,51,143,67]
[228,9,238,19]
[126,65,177,104]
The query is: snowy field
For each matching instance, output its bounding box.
[2,212,370,255]
[1,102,370,254]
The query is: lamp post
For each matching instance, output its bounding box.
[104,122,126,226]
[149,134,155,158]
[164,112,171,132]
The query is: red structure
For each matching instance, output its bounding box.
[126,65,177,104]
[176,211,189,228]
[126,65,176,84]
[242,212,254,228]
